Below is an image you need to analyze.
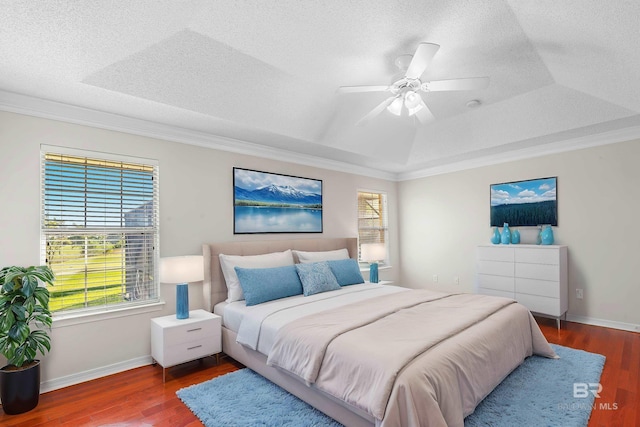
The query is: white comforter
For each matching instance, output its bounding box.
[235,286,556,427]
[235,283,406,354]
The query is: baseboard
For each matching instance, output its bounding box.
[566,314,640,333]
[40,355,153,394]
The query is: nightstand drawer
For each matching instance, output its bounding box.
[162,339,218,367]
[163,320,216,345]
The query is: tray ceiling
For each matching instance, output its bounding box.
[1,1,639,178]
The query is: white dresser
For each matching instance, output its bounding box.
[476,244,568,327]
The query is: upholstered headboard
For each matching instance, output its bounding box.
[202,237,358,311]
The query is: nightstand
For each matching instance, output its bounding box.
[151,309,222,382]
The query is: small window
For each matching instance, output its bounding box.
[41,146,159,314]
[357,191,388,264]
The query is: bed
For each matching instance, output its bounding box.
[202,237,556,427]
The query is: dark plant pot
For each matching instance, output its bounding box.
[0,360,41,415]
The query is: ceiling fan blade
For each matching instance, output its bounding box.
[413,99,436,124]
[424,77,490,92]
[356,96,396,126]
[337,85,390,94]
[405,43,440,79]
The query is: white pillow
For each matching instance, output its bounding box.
[294,248,350,264]
[219,250,294,302]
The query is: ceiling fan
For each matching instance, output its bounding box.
[338,43,489,126]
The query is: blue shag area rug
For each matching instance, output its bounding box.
[177,344,604,427]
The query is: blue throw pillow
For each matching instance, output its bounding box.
[235,265,303,306]
[295,261,341,296]
[327,259,365,286]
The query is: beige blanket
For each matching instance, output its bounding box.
[267,290,556,427]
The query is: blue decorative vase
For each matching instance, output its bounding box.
[541,225,554,245]
[500,223,511,245]
[491,227,500,244]
[176,283,189,319]
[369,263,379,283]
[511,229,520,244]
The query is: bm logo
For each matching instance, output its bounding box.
[573,383,602,398]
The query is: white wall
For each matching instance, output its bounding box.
[0,111,399,389]
[398,138,640,330]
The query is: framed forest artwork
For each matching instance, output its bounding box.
[490,177,557,227]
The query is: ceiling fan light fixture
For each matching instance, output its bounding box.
[387,97,403,116]
[407,103,424,116]
[404,91,422,110]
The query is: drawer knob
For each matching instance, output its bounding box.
[187,327,202,333]
[187,345,203,351]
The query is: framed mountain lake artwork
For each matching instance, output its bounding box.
[233,168,323,234]
[490,177,558,227]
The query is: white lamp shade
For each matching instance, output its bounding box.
[159,256,204,284]
[360,243,386,262]
[404,91,421,109]
[387,97,403,116]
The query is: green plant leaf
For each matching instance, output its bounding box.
[0,265,53,366]
[11,304,26,322]
[34,286,50,307]
[8,321,30,342]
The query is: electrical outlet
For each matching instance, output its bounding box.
[576,289,584,299]
[454,276,460,285]
[432,274,438,283]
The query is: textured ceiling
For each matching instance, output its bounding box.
[1,1,639,178]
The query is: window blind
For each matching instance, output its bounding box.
[41,149,159,313]
[357,191,388,262]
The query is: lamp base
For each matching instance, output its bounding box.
[369,262,379,283]
[176,283,189,319]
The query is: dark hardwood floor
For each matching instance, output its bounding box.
[1,319,638,426]
[537,317,639,427]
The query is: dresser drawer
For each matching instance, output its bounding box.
[515,263,559,282]
[478,260,514,277]
[162,338,218,367]
[515,247,559,265]
[162,319,216,346]
[477,246,514,262]
[516,278,559,298]
[516,293,561,316]
[478,287,515,300]
[477,274,515,292]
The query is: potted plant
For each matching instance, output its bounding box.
[0,265,53,415]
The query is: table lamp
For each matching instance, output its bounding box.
[159,255,204,319]
[360,243,386,283]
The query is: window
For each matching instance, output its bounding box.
[41,146,159,314]
[357,191,388,264]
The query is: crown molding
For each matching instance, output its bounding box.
[397,125,640,181]
[0,90,398,181]
[3,90,638,183]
